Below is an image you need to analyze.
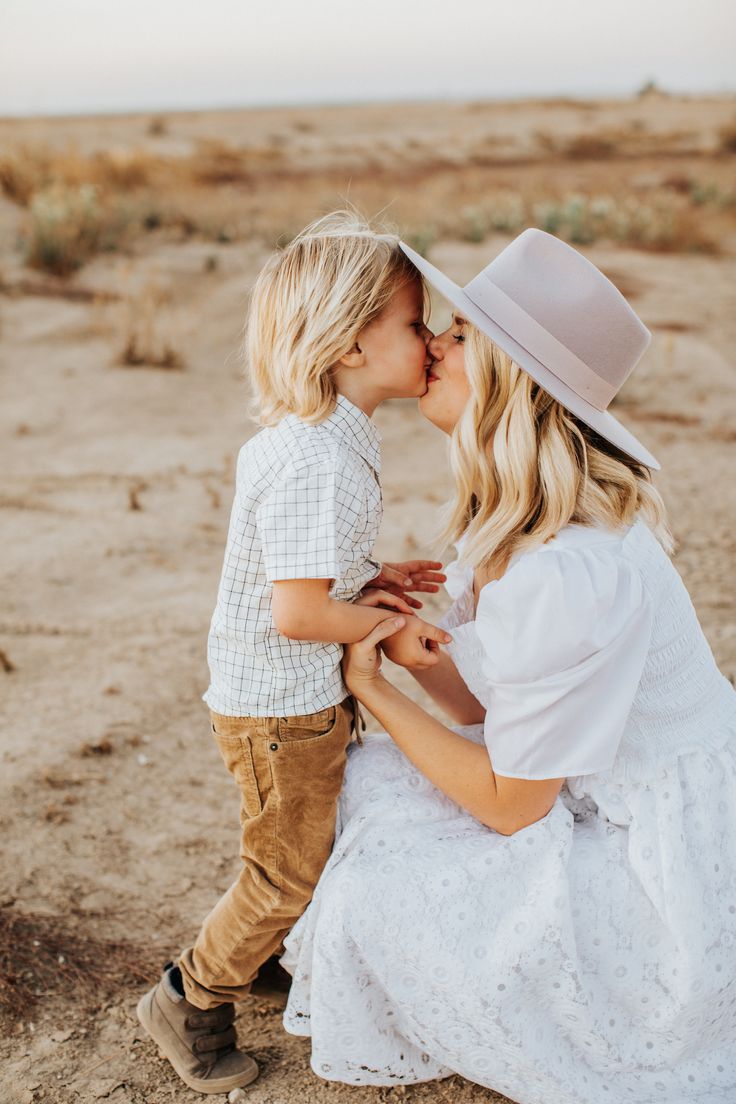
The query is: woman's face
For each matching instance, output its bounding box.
[419,313,473,434]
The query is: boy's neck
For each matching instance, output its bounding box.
[334,381,378,420]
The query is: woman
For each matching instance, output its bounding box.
[280,230,736,1103]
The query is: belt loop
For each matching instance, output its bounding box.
[348,694,366,746]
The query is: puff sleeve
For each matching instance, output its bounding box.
[476,545,652,780]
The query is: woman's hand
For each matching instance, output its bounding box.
[342,617,408,695]
[369,560,446,610]
[354,587,417,617]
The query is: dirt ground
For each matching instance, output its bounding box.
[1,94,735,1104]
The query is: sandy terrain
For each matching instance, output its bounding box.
[1,94,735,1103]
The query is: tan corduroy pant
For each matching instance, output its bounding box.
[178,698,360,1010]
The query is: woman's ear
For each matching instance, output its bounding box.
[338,341,365,370]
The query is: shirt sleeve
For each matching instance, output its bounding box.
[256,459,364,583]
[436,536,473,632]
[475,545,652,780]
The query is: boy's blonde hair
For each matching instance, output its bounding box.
[245,209,424,425]
[441,326,673,573]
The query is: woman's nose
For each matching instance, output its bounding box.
[427,333,444,360]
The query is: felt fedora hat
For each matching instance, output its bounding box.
[401,229,659,470]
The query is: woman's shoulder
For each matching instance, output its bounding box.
[488,520,643,594]
[475,521,651,682]
[444,519,646,600]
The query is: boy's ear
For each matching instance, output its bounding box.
[338,342,365,370]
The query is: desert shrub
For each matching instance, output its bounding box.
[117,279,185,369]
[0,147,51,205]
[487,194,526,234]
[637,79,660,97]
[689,181,721,206]
[718,120,736,154]
[26,184,107,276]
[1,145,149,205]
[662,174,693,195]
[563,134,616,159]
[460,206,489,242]
[404,224,437,257]
[92,149,154,191]
[147,115,168,137]
[434,186,719,254]
[190,139,282,185]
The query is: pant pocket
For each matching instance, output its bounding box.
[277,705,338,742]
[212,730,263,818]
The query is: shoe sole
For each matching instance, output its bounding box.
[136,990,259,1095]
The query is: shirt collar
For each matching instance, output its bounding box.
[323,394,382,474]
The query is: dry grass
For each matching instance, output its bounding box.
[25,183,136,277]
[117,279,186,370]
[0,273,120,302]
[0,905,160,1022]
[451,191,720,253]
[1,129,734,274]
[561,134,617,160]
[534,124,705,161]
[0,143,267,273]
[718,119,736,153]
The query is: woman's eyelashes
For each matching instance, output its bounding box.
[453,332,465,344]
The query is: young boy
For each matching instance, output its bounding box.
[136,211,451,1094]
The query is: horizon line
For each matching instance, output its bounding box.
[2,85,735,123]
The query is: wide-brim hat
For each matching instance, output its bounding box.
[400,229,659,470]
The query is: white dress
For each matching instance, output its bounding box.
[280,520,736,1104]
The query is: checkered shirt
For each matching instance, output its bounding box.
[203,395,383,716]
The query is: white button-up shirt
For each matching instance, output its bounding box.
[204,395,383,716]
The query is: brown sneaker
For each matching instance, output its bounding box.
[136,962,259,1095]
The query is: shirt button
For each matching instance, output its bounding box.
[269,743,279,751]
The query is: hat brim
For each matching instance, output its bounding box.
[401,242,660,471]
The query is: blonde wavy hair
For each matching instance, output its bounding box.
[245,209,425,425]
[441,326,673,574]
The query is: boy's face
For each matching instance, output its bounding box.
[358,278,434,402]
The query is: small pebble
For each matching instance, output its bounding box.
[136,753,149,767]
[228,1090,249,1103]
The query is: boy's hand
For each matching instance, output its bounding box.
[380,615,452,671]
[369,560,446,610]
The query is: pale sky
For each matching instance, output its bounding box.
[2,0,734,116]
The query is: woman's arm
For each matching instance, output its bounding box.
[408,649,486,726]
[345,618,563,836]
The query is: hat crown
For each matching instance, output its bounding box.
[397,230,659,468]
[472,229,650,396]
